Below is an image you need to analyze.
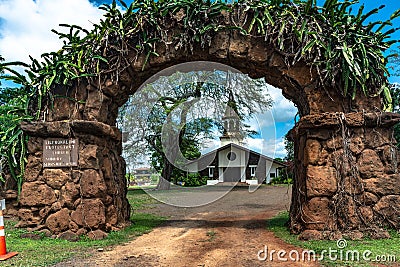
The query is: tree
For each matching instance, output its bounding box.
[119,70,272,189]
[146,94,213,188]
[388,46,400,147]
[284,132,294,162]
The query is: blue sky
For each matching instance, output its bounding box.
[0,0,399,160]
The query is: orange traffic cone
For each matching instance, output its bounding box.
[0,200,18,261]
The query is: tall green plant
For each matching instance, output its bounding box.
[0,58,32,194]
[242,0,399,110]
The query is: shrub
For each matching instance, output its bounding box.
[269,176,293,185]
[177,173,207,187]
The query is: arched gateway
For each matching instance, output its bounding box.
[17,1,400,238]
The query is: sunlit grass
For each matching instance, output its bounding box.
[268,212,400,267]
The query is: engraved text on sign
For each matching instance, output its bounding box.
[43,138,78,167]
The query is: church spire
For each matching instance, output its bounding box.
[220,91,244,146]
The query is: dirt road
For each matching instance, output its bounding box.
[55,185,320,267]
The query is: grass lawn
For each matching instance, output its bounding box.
[268,212,400,267]
[3,189,164,267]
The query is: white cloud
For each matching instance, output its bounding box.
[245,137,264,151]
[245,137,287,159]
[265,84,298,123]
[244,84,297,131]
[0,0,104,64]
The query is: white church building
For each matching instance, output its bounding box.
[187,103,286,185]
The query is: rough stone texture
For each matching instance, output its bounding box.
[87,229,108,240]
[349,137,364,155]
[298,230,323,241]
[5,189,18,200]
[19,182,57,206]
[302,197,334,231]
[304,139,321,165]
[324,231,343,241]
[79,145,101,169]
[369,229,391,239]
[359,206,374,224]
[289,113,400,238]
[3,190,19,217]
[357,192,379,205]
[18,121,130,235]
[363,175,400,196]
[71,199,106,229]
[27,137,44,154]
[60,182,80,209]
[24,154,43,182]
[343,231,364,240]
[343,176,363,195]
[106,205,118,225]
[306,166,337,197]
[58,230,79,242]
[358,149,384,178]
[337,196,360,229]
[76,228,88,236]
[373,195,400,228]
[16,209,42,227]
[46,208,70,234]
[51,202,62,212]
[39,207,51,218]
[102,157,113,180]
[84,91,111,123]
[80,170,107,198]
[43,169,70,189]
[69,221,80,232]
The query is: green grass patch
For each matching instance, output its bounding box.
[128,185,157,190]
[268,212,400,267]
[3,189,164,267]
[127,188,158,209]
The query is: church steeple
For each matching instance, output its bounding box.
[220,91,244,146]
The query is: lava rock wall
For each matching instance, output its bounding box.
[18,120,130,239]
[290,112,400,240]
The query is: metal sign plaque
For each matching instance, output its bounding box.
[43,138,78,168]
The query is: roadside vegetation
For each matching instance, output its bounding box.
[268,212,400,267]
[2,189,163,267]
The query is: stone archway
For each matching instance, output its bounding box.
[17,5,400,238]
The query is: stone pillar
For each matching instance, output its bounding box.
[18,120,130,238]
[289,112,400,239]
